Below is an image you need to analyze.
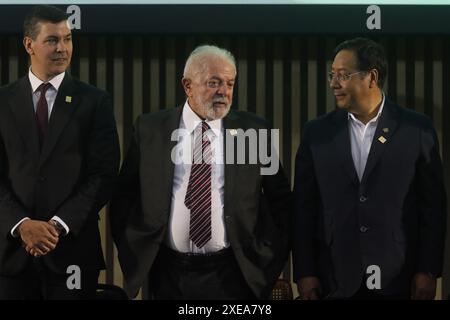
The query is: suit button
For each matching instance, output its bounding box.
[359,195,368,202]
[38,177,46,182]
[360,226,369,233]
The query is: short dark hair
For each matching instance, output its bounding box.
[23,5,69,40]
[334,37,387,89]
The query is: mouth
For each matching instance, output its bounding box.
[52,58,67,63]
[213,101,227,107]
[334,93,346,101]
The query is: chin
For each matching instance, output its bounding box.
[52,61,69,72]
[50,67,67,76]
[336,101,349,109]
[207,105,230,120]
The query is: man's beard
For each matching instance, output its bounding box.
[201,97,232,120]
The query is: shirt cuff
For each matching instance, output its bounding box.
[51,216,70,235]
[11,217,30,237]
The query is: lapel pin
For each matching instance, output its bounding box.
[229,129,238,136]
[378,136,387,144]
[382,127,389,133]
[65,96,72,103]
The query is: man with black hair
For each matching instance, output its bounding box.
[0,5,119,299]
[293,37,446,300]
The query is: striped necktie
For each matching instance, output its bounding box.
[184,121,212,249]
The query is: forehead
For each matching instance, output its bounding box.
[332,49,358,71]
[36,20,71,37]
[201,57,236,79]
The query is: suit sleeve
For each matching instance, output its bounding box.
[292,122,320,281]
[109,117,145,298]
[261,126,292,239]
[54,92,120,236]
[109,116,141,245]
[0,131,28,238]
[415,119,447,277]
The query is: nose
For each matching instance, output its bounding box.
[329,77,340,89]
[216,83,232,96]
[56,40,67,53]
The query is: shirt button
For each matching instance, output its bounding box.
[360,226,369,233]
[359,195,368,202]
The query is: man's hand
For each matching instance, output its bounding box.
[411,273,436,300]
[18,220,59,257]
[48,219,65,236]
[297,276,322,300]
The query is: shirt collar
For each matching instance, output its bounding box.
[348,93,385,124]
[182,100,222,136]
[28,68,66,93]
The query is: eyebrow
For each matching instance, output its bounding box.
[210,76,235,81]
[331,67,348,71]
[45,33,72,40]
[330,68,351,73]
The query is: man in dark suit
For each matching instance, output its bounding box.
[111,45,291,299]
[293,37,447,300]
[0,5,120,299]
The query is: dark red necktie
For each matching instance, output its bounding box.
[184,121,212,249]
[36,83,52,147]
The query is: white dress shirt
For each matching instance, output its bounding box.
[10,69,70,236]
[29,68,65,118]
[348,94,385,181]
[165,101,228,253]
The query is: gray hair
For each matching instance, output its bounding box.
[183,45,236,78]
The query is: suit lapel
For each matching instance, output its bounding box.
[9,77,40,159]
[222,111,241,218]
[160,107,183,209]
[331,109,359,187]
[39,73,78,167]
[360,99,399,185]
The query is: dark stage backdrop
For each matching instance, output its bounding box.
[1,3,449,300]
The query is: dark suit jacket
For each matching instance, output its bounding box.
[292,98,447,298]
[0,73,120,276]
[110,107,292,299]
